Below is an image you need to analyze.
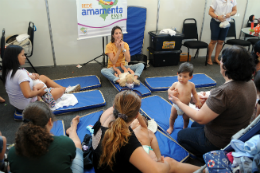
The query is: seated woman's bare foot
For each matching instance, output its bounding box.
[0,96,5,103]
[167,127,174,134]
[66,116,80,135]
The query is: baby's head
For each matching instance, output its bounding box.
[177,62,193,84]
[119,74,140,88]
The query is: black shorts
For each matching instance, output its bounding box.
[210,18,230,41]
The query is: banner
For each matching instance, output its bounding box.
[76,0,127,40]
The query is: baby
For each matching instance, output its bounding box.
[131,113,162,162]
[113,63,140,89]
[167,62,201,134]
[27,72,80,108]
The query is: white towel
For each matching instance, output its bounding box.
[159,29,176,36]
[16,34,30,43]
[51,94,78,111]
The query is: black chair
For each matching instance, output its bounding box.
[244,19,260,52]
[0,29,5,71]
[182,18,208,66]
[26,22,37,73]
[222,18,251,51]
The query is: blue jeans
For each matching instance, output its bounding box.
[70,148,84,173]
[177,122,219,158]
[101,63,144,83]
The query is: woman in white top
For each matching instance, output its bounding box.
[2,45,79,111]
[207,0,237,65]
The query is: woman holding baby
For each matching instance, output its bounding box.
[101,26,144,83]
[2,45,80,111]
[171,46,256,158]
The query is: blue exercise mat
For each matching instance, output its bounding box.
[124,6,147,56]
[145,73,216,92]
[77,110,188,173]
[77,110,103,173]
[50,120,65,136]
[110,81,151,97]
[140,95,193,141]
[54,75,101,91]
[14,90,106,120]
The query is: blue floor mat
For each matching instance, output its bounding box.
[77,110,189,172]
[54,75,101,91]
[77,110,103,173]
[50,120,65,136]
[110,81,151,97]
[145,73,216,91]
[140,95,193,140]
[14,90,106,120]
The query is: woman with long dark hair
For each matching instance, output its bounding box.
[2,45,80,111]
[101,26,144,83]
[8,101,83,173]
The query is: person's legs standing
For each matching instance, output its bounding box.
[126,63,144,80]
[214,27,230,64]
[207,19,221,65]
[177,122,219,157]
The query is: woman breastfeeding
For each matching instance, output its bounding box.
[92,90,200,173]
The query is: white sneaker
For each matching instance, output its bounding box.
[65,84,81,94]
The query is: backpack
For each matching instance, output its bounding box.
[6,34,32,56]
[82,134,94,169]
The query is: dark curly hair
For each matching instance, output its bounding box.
[111,26,123,43]
[222,46,255,81]
[15,101,55,158]
[253,40,260,65]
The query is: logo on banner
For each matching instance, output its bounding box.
[80,27,87,34]
[81,0,123,21]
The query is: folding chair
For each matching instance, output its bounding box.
[26,21,37,73]
[182,18,208,66]
[244,19,260,52]
[222,18,251,51]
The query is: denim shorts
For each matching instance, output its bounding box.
[210,18,230,41]
[0,136,3,154]
[70,148,84,173]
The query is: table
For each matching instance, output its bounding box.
[241,27,260,38]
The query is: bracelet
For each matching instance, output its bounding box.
[216,15,218,19]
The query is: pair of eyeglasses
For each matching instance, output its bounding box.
[121,88,142,98]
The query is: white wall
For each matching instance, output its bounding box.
[1,0,260,67]
[0,0,54,67]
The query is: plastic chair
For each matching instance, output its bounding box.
[222,18,251,51]
[244,19,260,52]
[182,18,208,66]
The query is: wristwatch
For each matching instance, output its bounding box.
[122,49,126,53]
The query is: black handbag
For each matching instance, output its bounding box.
[128,54,147,70]
[82,134,94,169]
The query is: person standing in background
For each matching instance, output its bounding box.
[207,0,237,65]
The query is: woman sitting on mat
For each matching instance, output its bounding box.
[8,101,83,173]
[170,46,256,158]
[253,40,260,72]
[101,26,144,84]
[2,45,80,111]
[92,90,201,173]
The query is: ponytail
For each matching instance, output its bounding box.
[15,122,53,157]
[99,90,141,170]
[99,117,131,170]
